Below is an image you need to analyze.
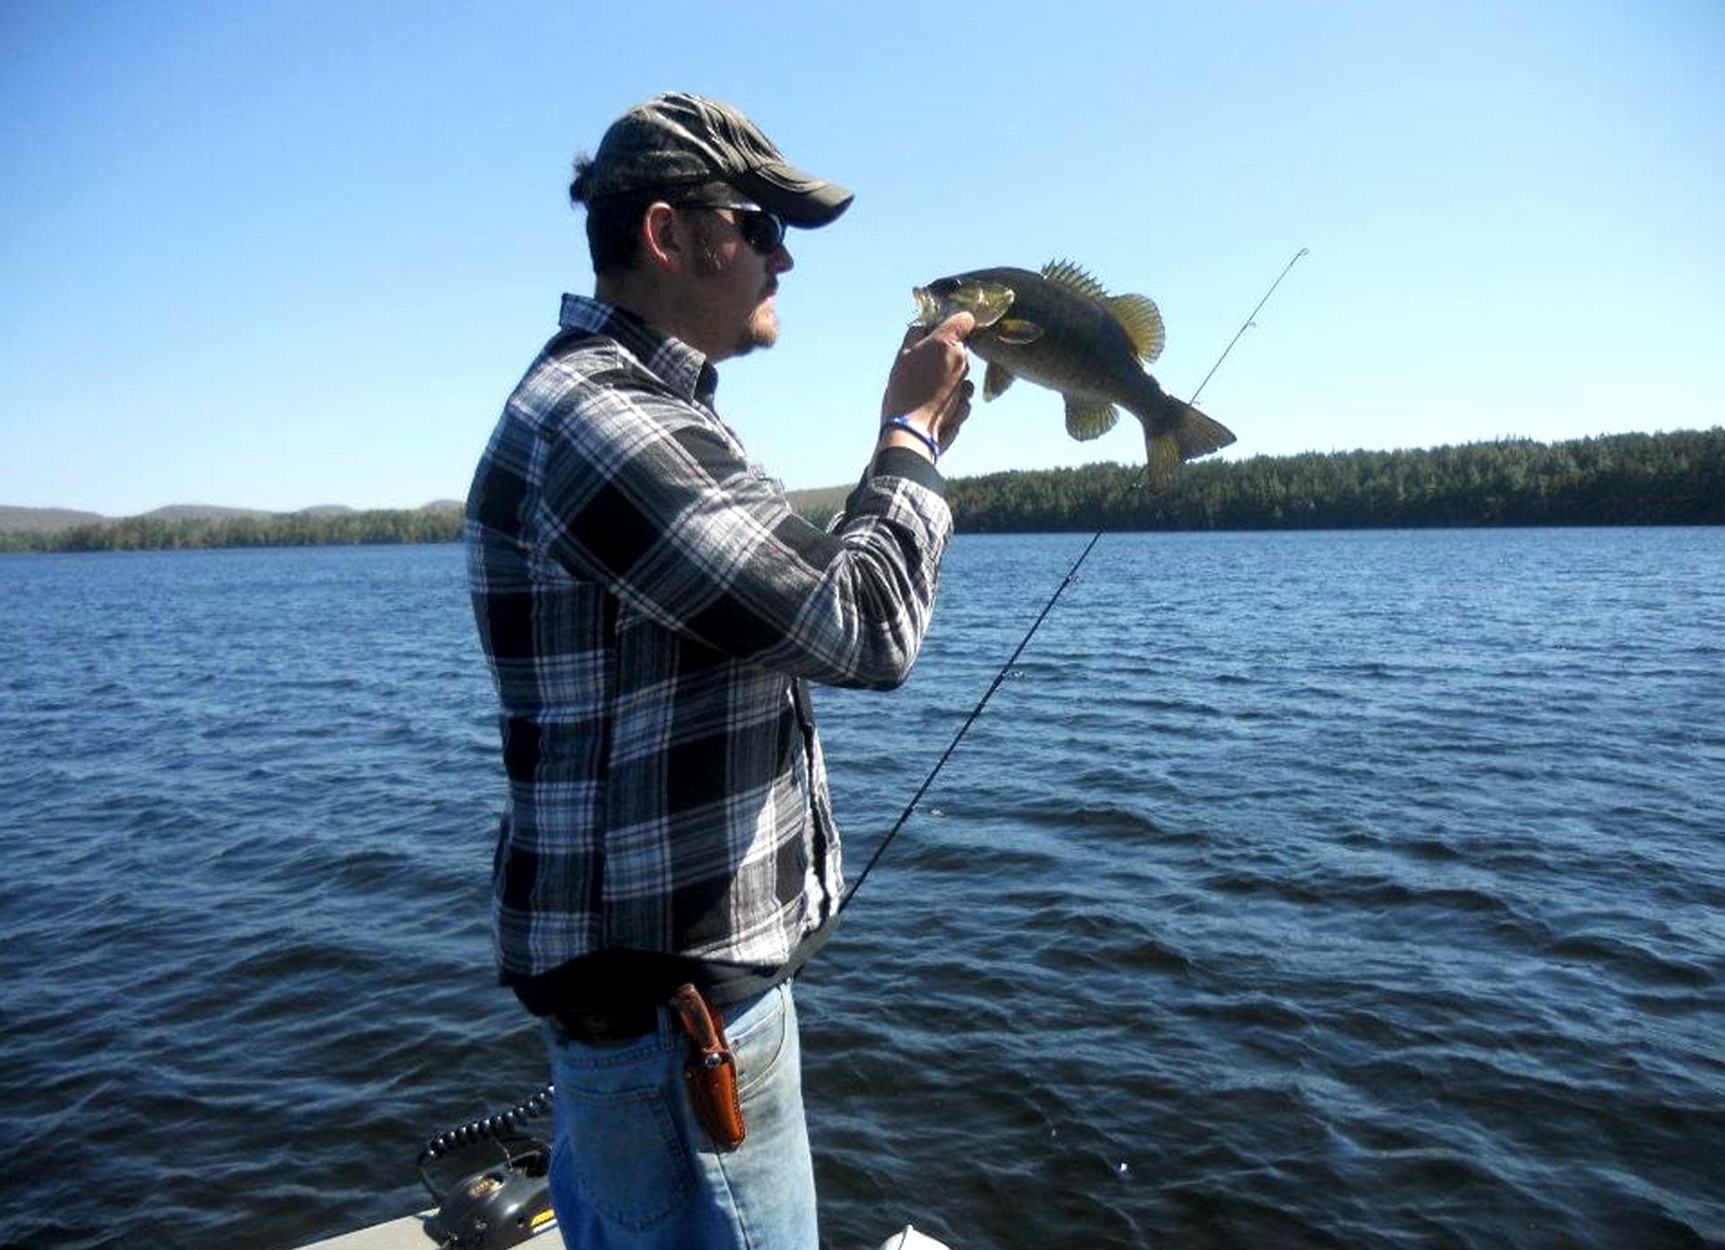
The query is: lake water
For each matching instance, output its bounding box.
[1,529,1721,1250]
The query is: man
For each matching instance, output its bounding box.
[464,92,974,1250]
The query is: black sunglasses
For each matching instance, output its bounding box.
[673,201,786,256]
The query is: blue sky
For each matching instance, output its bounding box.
[3,0,1721,515]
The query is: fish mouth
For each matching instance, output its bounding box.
[913,279,1016,329]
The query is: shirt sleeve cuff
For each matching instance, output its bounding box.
[870,445,947,498]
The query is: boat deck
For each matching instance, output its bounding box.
[294,1211,558,1250]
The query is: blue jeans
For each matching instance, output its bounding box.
[542,981,817,1250]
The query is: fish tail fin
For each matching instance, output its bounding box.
[1144,431,1181,494]
[1171,400,1236,459]
[1138,399,1236,494]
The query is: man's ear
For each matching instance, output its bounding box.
[641,202,682,270]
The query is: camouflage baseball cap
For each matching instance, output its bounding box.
[573,92,854,227]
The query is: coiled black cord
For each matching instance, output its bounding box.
[417,1084,555,1201]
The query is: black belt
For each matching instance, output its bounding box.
[550,1003,659,1045]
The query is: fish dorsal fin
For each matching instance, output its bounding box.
[1064,396,1119,441]
[1040,259,1111,303]
[1042,260,1166,360]
[1108,293,1165,363]
[983,361,1015,402]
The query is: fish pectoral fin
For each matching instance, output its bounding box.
[983,361,1016,402]
[1108,294,1166,363]
[1064,397,1119,441]
[994,318,1044,345]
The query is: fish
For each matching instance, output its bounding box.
[913,260,1235,492]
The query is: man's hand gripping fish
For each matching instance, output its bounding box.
[913,260,1235,492]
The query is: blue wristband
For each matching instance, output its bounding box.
[881,415,940,461]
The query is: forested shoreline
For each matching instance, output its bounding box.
[942,428,1724,533]
[0,507,464,554]
[4,429,1719,554]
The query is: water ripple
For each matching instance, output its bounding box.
[2,533,1723,1250]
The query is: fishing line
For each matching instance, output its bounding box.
[837,246,1308,916]
[1189,248,1307,407]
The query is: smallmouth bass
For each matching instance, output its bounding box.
[914,260,1235,492]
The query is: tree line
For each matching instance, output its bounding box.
[3,429,1719,554]
[0,508,464,554]
[940,427,1724,532]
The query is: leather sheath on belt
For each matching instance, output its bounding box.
[670,983,745,1150]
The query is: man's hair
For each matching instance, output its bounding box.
[570,156,734,276]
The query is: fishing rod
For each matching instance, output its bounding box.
[837,246,1308,916]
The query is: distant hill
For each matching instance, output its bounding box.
[0,506,108,533]
[3,493,811,535]
[142,504,275,522]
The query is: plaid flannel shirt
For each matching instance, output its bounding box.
[466,295,951,1010]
